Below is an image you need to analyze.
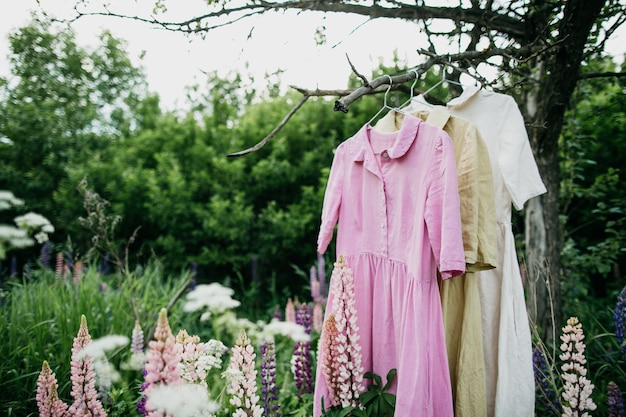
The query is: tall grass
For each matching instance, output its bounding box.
[0,262,190,416]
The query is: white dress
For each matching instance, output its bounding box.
[409,86,547,417]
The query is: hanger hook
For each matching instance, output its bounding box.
[383,74,393,107]
[409,69,419,101]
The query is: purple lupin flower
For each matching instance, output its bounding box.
[292,303,313,398]
[10,257,17,278]
[273,306,283,321]
[317,253,327,304]
[260,342,281,417]
[40,241,51,269]
[608,381,626,417]
[532,346,560,417]
[614,286,626,360]
[100,253,110,276]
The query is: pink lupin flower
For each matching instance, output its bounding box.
[313,301,324,333]
[285,298,296,323]
[36,361,69,417]
[73,260,84,285]
[329,255,364,408]
[67,315,107,416]
[55,252,63,281]
[320,314,341,408]
[225,329,263,417]
[141,308,182,416]
[559,317,597,416]
[176,329,227,388]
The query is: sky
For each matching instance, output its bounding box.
[1,1,625,111]
[0,0,429,110]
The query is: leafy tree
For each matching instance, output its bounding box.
[0,17,149,268]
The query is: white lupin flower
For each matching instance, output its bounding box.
[559,317,597,417]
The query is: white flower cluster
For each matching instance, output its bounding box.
[77,335,130,394]
[260,318,310,343]
[183,283,241,319]
[146,384,220,417]
[0,191,55,259]
[14,212,55,243]
[0,190,23,210]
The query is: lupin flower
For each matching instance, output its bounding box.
[73,260,84,285]
[121,321,146,371]
[559,317,597,416]
[532,346,561,417]
[40,241,50,269]
[176,329,227,388]
[36,361,69,417]
[285,298,296,323]
[313,302,324,333]
[67,315,107,416]
[140,308,182,416]
[614,286,626,359]
[328,255,364,408]
[292,339,313,399]
[317,253,328,304]
[132,320,145,354]
[320,314,341,407]
[608,381,626,417]
[311,265,321,303]
[225,329,263,417]
[260,342,281,417]
[55,252,63,281]
[292,303,314,398]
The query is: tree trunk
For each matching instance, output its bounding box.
[522,0,606,343]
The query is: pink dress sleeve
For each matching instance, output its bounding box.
[424,131,466,280]
[317,145,345,254]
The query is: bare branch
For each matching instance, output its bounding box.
[227,94,310,157]
[578,71,626,80]
[71,1,527,40]
[335,43,548,112]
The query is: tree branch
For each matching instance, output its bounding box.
[72,1,527,41]
[578,71,626,80]
[227,94,310,157]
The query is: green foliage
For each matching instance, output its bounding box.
[320,369,397,417]
[559,57,626,317]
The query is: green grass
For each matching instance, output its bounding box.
[0,263,189,416]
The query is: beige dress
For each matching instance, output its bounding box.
[420,86,546,417]
[374,106,497,417]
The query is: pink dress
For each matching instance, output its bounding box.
[314,114,466,417]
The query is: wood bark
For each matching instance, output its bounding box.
[522,0,606,342]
